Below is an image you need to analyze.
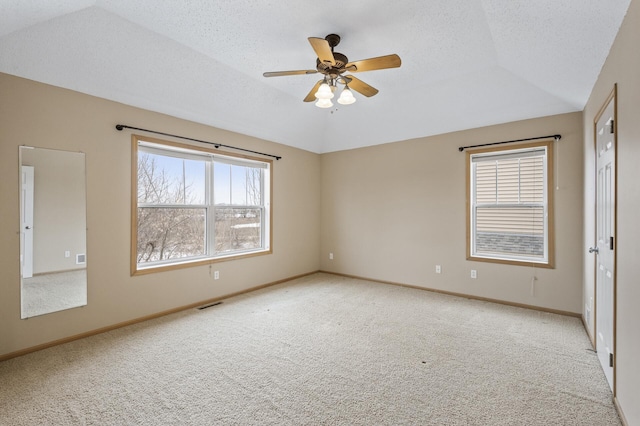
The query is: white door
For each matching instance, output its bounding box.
[20,165,34,279]
[593,96,615,391]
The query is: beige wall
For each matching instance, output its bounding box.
[582,0,640,423]
[21,147,87,274]
[320,112,584,314]
[0,73,321,357]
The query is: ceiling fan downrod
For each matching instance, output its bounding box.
[325,33,341,50]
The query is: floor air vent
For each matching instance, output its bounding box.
[197,301,223,310]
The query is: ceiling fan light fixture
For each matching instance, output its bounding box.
[315,98,333,108]
[263,34,401,106]
[337,87,356,105]
[314,82,334,100]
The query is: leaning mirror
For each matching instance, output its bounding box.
[19,146,87,318]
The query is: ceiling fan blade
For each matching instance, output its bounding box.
[263,70,318,77]
[308,37,336,66]
[344,76,379,97]
[346,54,401,73]
[304,80,324,102]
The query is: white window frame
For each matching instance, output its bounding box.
[466,141,554,268]
[131,135,272,275]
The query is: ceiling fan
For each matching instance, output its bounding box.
[263,34,401,108]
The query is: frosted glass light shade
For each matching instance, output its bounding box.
[337,87,356,105]
[315,83,334,99]
[315,98,333,108]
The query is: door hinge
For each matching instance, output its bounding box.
[609,353,614,367]
[610,236,614,250]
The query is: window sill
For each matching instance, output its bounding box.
[467,255,554,269]
[131,248,272,276]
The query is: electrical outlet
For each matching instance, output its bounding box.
[435,265,441,274]
[329,252,334,260]
[470,270,477,279]
[214,271,220,280]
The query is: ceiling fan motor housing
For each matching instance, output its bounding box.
[316,52,348,76]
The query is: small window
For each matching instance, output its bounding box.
[467,141,554,267]
[132,136,271,274]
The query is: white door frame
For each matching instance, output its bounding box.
[20,165,35,279]
[592,85,617,394]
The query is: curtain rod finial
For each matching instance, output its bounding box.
[458,147,465,152]
[116,124,124,131]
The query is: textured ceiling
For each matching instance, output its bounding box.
[0,1,631,153]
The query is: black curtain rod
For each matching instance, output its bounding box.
[115,124,282,160]
[458,134,561,152]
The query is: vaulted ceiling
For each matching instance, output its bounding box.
[0,1,631,153]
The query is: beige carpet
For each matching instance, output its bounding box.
[0,273,620,425]
[21,269,87,318]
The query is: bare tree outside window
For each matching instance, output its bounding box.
[214,165,263,253]
[136,146,268,267]
[137,152,206,263]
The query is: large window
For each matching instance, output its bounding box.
[132,136,271,274]
[467,141,554,267]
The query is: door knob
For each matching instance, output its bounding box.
[589,246,599,254]
[25,226,31,230]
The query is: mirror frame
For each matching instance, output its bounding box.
[19,146,88,318]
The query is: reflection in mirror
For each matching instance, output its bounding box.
[19,146,87,318]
